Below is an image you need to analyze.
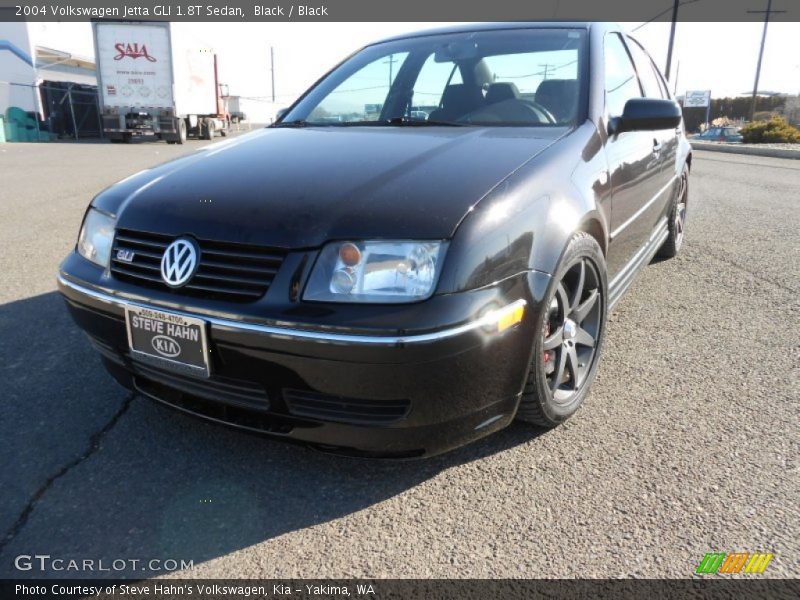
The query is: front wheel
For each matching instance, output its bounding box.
[516,232,608,427]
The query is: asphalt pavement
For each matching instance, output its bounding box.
[0,135,797,579]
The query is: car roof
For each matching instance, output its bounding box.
[371,22,600,45]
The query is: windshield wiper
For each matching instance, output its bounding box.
[274,118,468,128]
[384,117,467,127]
[273,120,310,128]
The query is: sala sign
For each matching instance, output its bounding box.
[114,42,157,62]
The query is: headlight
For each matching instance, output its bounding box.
[77,208,116,268]
[304,240,447,303]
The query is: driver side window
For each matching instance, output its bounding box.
[604,33,643,118]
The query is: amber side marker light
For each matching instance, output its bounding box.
[481,299,527,333]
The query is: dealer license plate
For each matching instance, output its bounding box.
[125,306,210,378]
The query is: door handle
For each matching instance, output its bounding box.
[652,140,662,155]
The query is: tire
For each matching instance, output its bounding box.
[108,136,123,144]
[657,164,689,259]
[176,119,187,145]
[516,232,608,427]
[220,128,228,137]
[202,119,215,141]
[121,133,132,144]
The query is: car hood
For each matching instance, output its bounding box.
[95,126,565,248]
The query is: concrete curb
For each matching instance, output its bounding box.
[691,141,800,160]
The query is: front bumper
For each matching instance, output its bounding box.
[58,255,550,457]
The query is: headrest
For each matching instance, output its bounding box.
[486,82,521,104]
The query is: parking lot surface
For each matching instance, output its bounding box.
[0,135,797,578]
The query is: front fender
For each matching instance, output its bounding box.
[436,123,608,294]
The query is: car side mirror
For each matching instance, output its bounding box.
[609,98,682,135]
[275,108,289,122]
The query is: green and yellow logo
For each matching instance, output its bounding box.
[696,552,773,574]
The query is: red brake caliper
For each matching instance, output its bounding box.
[543,321,551,363]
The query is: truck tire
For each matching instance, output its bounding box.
[176,119,187,145]
[202,119,215,141]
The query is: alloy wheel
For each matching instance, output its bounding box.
[675,174,688,250]
[542,258,603,404]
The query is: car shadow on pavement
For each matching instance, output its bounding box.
[0,291,546,578]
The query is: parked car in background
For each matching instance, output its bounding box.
[59,22,691,457]
[693,126,743,142]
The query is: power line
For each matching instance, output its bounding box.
[632,0,704,31]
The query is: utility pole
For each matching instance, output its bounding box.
[383,55,398,86]
[673,60,680,96]
[270,46,275,103]
[665,0,679,81]
[539,64,553,80]
[747,0,786,121]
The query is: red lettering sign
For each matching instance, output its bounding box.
[113,43,156,62]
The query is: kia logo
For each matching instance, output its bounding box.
[114,42,156,62]
[151,335,181,358]
[161,238,199,287]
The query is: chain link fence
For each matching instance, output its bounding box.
[1,80,102,141]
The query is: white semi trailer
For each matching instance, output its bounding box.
[92,21,229,144]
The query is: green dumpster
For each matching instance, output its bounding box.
[4,120,18,142]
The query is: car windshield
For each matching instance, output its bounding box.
[281,28,587,128]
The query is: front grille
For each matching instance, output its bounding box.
[283,389,411,426]
[110,228,286,302]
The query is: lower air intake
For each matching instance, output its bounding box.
[283,389,411,426]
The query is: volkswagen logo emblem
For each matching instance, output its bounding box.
[160,238,199,288]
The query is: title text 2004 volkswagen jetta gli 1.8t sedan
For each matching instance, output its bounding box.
[58,23,691,457]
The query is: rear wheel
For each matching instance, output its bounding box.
[517,233,607,427]
[202,119,215,140]
[657,165,689,259]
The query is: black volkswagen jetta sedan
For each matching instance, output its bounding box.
[58,22,691,457]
